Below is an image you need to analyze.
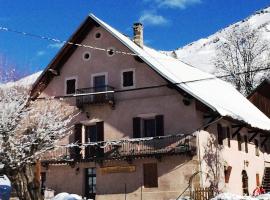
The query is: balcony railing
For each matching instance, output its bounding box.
[76,85,115,108]
[41,134,196,163]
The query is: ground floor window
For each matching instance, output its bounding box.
[143,163,158,188]
[85,168,96,199]
[256,173,260,186]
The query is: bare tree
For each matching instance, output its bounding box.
[0,83,78,200]
[214,23,270,95]
[203,134,224,195]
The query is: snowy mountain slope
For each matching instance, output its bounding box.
[1,71,41,88]
[163,6,270,73]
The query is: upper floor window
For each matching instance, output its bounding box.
[244,135,248,153]
[254,139,259,156]
[107,47,116,57]
[66,78,76,94]
[82,51,91,61]
[133,115,164,138]
[217,124,230,147]
[121,69,135,89]
[237,133,242,151]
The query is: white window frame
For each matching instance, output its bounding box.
[64,76,78,95]
[94,30,102,40]
[91,72,108,88]
[82,51,91,61]
[121,68,136,89]
[106,47,116,57]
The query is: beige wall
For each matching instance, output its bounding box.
[43,155,199,200]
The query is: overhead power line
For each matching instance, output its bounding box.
[0,26,137,56]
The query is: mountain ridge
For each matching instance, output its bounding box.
[162,6,270,74]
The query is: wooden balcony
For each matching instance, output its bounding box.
[41,134,196,164]
[76,85,115,108]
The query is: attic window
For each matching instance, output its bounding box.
[66,78,77,95]
[121,69,135,89]
[107,47,115,57]
[95,32,101,39]
[83,52,91,61]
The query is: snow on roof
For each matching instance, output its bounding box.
[90,14,270,131]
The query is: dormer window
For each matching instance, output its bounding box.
[121,69,135,89]
[66,78,77,94]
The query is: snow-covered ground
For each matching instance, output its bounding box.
[211,193,270,200]
[178,193,270,200]
[52,193,83,200]
[48,192,270,200]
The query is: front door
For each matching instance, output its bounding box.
[242,170,249,195]
[85,168,96,199]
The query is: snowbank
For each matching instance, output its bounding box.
[211,193,270,200]
[52,192,82,200]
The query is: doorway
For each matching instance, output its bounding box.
[242,170,249,195]
[85,168,96,199]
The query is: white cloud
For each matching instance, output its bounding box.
[36,51,46,56]
[139,11,169,26]
[153,0,201,9]
[47,43,64,49]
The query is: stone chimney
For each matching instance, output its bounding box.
[133,22,143,48]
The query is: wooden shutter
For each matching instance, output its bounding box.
[155,115,164,136]
[96,121,104,142]
[143,163,158,188]
[217,124,223,145]
[133,117,141,138]
[96,122,104,157]
[71,124,82,160]
[244,135,248,153]
[74,124,82,142]
[237,133,242,151]
[226,127,231,147]
[224,166,232,183]
[256,173,260,186]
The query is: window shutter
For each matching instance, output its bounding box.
[133,117,141,138]
[256,173,260,186]
[226,127,231,147]
[244,135,248,153]
[155,115,164,136]
[71,124,82,160]
[96,122,104,157]
[96,121,104,142]
[237,133,242,151]
[217,124,223,145]
[224,166,232,183]
[143,163,158,188]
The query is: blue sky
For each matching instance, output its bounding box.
[0,0,269,77]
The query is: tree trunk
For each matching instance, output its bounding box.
[7,164,42,200]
